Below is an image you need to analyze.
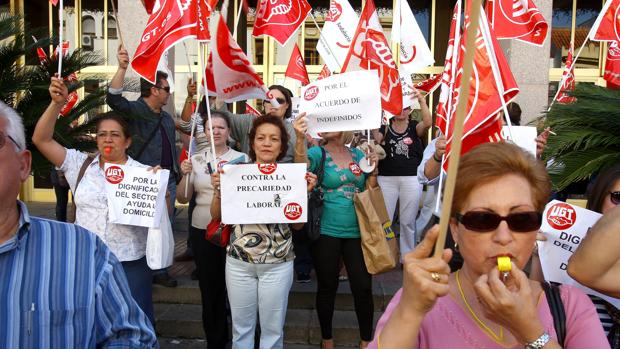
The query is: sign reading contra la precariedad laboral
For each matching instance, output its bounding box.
[220,163,308,225]
[104,164,169,228]
[299,70,382,134]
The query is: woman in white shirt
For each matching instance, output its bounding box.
[32,77,160,325]
[176,111,248,348]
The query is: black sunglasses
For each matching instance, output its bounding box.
[264,97,286,105]
[456,211,542,233]
[0,131,20,150]
[610,191,620,205]
[155,85,171,93]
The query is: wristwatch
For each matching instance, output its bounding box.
[524,332,550,349]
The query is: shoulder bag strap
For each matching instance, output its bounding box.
[316,147,326,189]
[134,116,163,160]
[542,282,566,346]
[74,155,96,192]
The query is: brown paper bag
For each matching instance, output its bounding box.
[354,185,399,274]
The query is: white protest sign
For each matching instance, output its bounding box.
[290,96,301,119]
[104,164,169,228]
[537,200,620,308]
[220,163,308,224]
[299,70,382,134]
[501,126,537,157]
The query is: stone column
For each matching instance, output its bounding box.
[498,0,552,125]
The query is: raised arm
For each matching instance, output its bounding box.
[106,45,132,112]
[568,205,620,298]
[293,113,310,164]
[423,135,446,182]
[414,89,432,138]
[32,77,69,167]
[180,78,197,122]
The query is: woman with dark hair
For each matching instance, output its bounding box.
[567,164,620,348]
[369,142,607,349]
[176,111,248,348]
[210,116,317,349]
[32,77,162,325]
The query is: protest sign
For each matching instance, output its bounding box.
[220,163,308,224]
[299,70,382,134]
[537,200,620,308]
[104,164,169,228]
[501,126,537,157]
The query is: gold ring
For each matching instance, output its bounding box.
[430,272,441,282]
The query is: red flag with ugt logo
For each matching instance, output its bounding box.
[486,0,548,46]
[212,14,268,102]
[317,64,331,80]
[196,0,217,41]
[342,0,402,116]
[414,74,441,95]
[443,4,519,170]
[245,103,261,116]
[556,46,576,104]
[252,0,312,45]
[202,52,217,96]
[590,0,620,42]
[605,41,620,87]
[285,44,310,85]
[132,0,197,83]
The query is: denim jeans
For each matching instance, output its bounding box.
[121,257,154,327]
[225,257,293,349]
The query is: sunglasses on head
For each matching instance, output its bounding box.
[456,211,542,233]
[155,85,170,93]
[264,97,286,105]
[610,191,620,205]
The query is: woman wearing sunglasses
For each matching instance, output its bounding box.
[567,164,620,348]
[368,142,607,349]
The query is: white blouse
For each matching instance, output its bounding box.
[188,148,248,229]
[60,149,149,262]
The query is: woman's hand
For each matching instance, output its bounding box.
[474,263,546,344]
[293,113,308,136]
[148,165,163,173]
[49,76,69,106]
[187,78,197,98]
[536,127,551,159]
[210,168,225,192]
[180,160,193,176]
[305,172,317,192]
[365,141,379,167]
[434,134,447,159]
[399,226,452,316]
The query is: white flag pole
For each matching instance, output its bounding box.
[57,0,64,77]
[198,43,218,166]
[232,0,244,41]
[182,42,193,76]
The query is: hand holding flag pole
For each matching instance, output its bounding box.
[434,0,484,257]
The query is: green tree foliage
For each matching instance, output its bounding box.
[544,83,620,191]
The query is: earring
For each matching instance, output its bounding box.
[453,242,459,252]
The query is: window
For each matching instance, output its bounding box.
[82,16,96,36]
[107,17,117,38]
[304,38,320,65]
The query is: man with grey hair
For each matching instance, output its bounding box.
[0,102,158,348]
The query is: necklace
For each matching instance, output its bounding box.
[456,270,504,342]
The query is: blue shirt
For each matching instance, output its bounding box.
[0,201,158,348]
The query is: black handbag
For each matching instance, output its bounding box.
[306,147,326,241]
[542,281,566,347]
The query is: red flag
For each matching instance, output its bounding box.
[32,36,48,63]
[443,3,519,169]
[142,0,156,14]
[317,64,331,80]
[285,44,310,85]
[605,41,620,86]
[436,1,462,134]
[50,0,58,5]
[590,0,620,42]
[414,74,441,94]
[341,0,402,116]
[196,0,217,41]
[212,14,269,102]
[486,0,548,46]
[245,103,261,116]
[556,46,576,104]
[132,0,197,83]
[203,53,217,96]
[252,0,312,45]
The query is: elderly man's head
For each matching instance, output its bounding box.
[0,102,31,205]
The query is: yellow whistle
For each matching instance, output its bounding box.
[497,256,512,274]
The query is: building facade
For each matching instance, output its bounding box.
[6,0,611,200]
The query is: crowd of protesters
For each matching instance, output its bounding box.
[1,43,618,349]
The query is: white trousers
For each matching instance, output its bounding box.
[377,176,423,257]
[225,256,294,349]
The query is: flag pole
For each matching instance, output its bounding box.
[548,38,584,110]
[110,0,125,47]
[434,0,484,257]
[57,0,64,77]
[182,42,193,76]
[232,0,244,41]
[310,12,342,72]
[199,42,218,169]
